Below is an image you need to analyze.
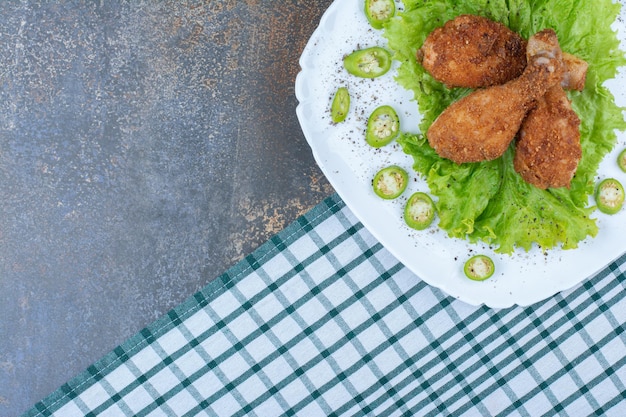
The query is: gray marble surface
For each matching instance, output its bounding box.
[0,2,334,415]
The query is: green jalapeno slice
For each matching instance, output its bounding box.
[404,192,436,230]
[364,0,395,29]
[366,105,400,148]
[372,165,408,199]
[330,87,350,123]
[343,46,392,78]
[618,149,626,173]
[595,178,624,214]
[464,255,495,281]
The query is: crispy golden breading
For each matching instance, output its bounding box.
[418,14,527,88]
[561,52,588,91]
[426,29,564,164]
[514,85,582,189]
[418,15,588,91]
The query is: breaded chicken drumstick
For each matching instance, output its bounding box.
[513,84,582,189]
[426,29,564,164]
[418,14,587,91]
[418,14,527,88]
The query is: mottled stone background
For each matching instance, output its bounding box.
[0,1,333,415]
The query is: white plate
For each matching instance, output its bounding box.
[295,0,626,308]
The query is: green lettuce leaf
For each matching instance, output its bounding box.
[384,0,626,253]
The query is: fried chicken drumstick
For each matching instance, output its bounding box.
[426,29,564,164]
[513,85,582,189]
[419,14,588,91]
[418,14,527,88]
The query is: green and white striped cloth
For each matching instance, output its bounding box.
[24,194,626,416]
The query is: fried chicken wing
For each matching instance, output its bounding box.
[513,85,582,189]
[418,14,528,88]
[426,29,563,164]
[418,15,587,91]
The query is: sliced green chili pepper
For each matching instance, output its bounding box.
[464,255,495,281]
[366,105,400,148]
[330,87,350,123]
[372,165,408,200]
[595,178,624,214]
[364,0,395,29]
[618,149,626,173]
[404,192,436,230]
[343,46,392,78]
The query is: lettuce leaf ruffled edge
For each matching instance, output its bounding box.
[383,0,626,254]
